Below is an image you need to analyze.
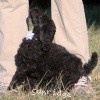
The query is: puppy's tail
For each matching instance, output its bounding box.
[83,52,98,75]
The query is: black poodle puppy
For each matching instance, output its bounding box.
[8,8,98,91]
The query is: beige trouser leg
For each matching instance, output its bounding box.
[0,0,28,85]
[51,0,89,63]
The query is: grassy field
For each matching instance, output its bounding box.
[85,6,100,100]
[0,5,100,100]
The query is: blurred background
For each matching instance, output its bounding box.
[83,0,100,5]
[83,0,100,28]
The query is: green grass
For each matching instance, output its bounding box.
[0,5,100,100]
[89,26,100,100]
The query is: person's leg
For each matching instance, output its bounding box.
[51,0,89,63]
[51,0,94,95]
[0,0,29,88]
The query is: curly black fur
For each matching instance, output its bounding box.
[84,52,98,75]
[8,8,98,91]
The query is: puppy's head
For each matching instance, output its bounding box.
[30,8,56,51]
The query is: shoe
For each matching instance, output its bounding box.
[0,64,7,76]
[0,65,7,95]
[72,76,95,96]
[0,82,5,95]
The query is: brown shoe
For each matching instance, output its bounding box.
[0,65,7,95]
[72,76,95,95]
[0,64,7,76]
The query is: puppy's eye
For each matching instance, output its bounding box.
[39,16,42,19]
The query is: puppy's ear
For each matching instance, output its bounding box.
[40,19,56,51]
